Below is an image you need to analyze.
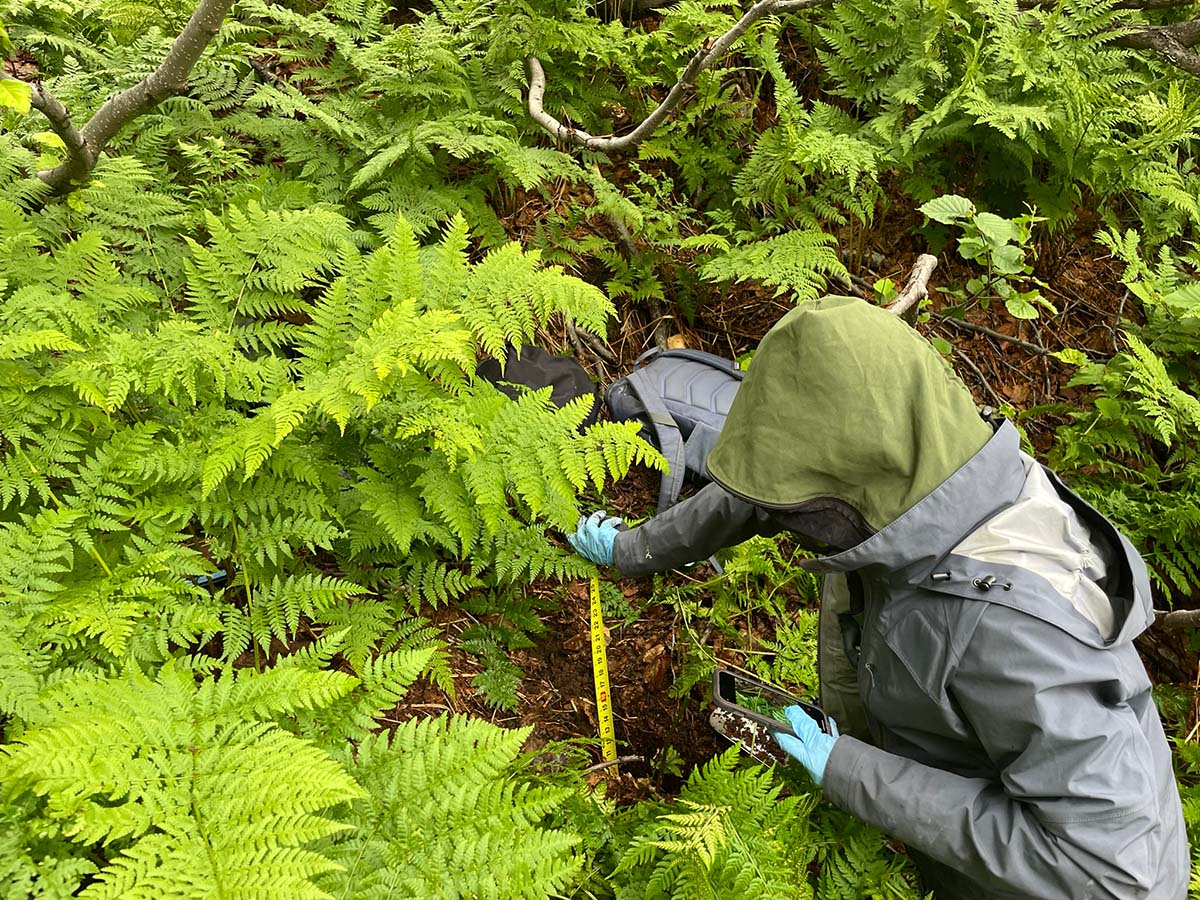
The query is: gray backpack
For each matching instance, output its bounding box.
[605,348,744,512]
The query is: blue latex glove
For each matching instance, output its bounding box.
[774,706,840,786]
[567,510,623,565]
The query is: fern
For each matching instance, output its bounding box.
[318,718,583,899]
[1048,238,1200,598]
[611,748,819,900]
[700,228,850,303]
[1,661,362,899]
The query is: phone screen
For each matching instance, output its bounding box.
[714,670,828,734]
[732,678,793,723]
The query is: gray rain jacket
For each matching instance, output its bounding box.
[611,421,1188,899]
[612,297,1186,897]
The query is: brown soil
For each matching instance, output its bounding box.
[391,574,723,799]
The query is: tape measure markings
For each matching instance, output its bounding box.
[589,575,618,768]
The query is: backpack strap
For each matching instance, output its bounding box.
[652,348,744,378]
[622,366,688,511]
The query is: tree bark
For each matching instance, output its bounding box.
[1155,607,1200,629]
[1113,18,1200,75]
[7,0,235,197]
[0,72,90,184]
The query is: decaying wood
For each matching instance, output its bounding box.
[1113,18,1200,75]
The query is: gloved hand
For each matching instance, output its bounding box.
[774,706,840,787]
[567,510,623,565]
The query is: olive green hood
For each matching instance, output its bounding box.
[705,295,991,532]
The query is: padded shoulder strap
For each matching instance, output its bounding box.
[623,367,687,510]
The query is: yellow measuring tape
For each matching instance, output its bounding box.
[589,575,618,768]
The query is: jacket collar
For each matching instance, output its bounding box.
[802,420,1026,582]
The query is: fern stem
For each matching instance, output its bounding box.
[230,520,261,670]
[190,741,229,900]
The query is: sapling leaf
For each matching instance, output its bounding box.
[973,212,1020,249]
[957,235,989,263]
[992,243,1026,276]
[919,194,975,224]
[1052,348,1088,366]
[1005,292,1039,319]
[931,336,954,356]
[0,77,31,114]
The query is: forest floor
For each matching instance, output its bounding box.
[380,195,1199,800]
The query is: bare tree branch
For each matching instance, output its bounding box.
[933,313,1059,357]
[8,0,235,196]
[1113,17,1200,74]
[0,71,90,181]
[1155,607,1200,629]
[527,0,835,152]
[884,254,938,320]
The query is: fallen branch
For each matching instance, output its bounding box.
[526,0,835,152]
[576,325,618,364]
[933,312,1058,357]
[1155,607,1200,629]
[953,348,1006,409]
[5,0,235,196]
[884,254,938,321]
[1113,18,1200,74]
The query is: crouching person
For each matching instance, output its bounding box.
[569,296,1188,899]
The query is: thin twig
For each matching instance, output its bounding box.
[953,347,1006,409]
[1114,289,1129,352]
[583,754,643,775]
[526,0,836,151]
[933,312,1059,357]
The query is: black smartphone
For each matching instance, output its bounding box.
[711,668,831,737]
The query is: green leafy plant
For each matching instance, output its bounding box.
[1046,231,1200,599]
[4,0,1200,894]
[669,536,820,700]
[319,717,583,899]
[919,194,1053,320]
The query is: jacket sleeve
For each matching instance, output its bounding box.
[823,603,1164,899]
[611,482,779,577]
